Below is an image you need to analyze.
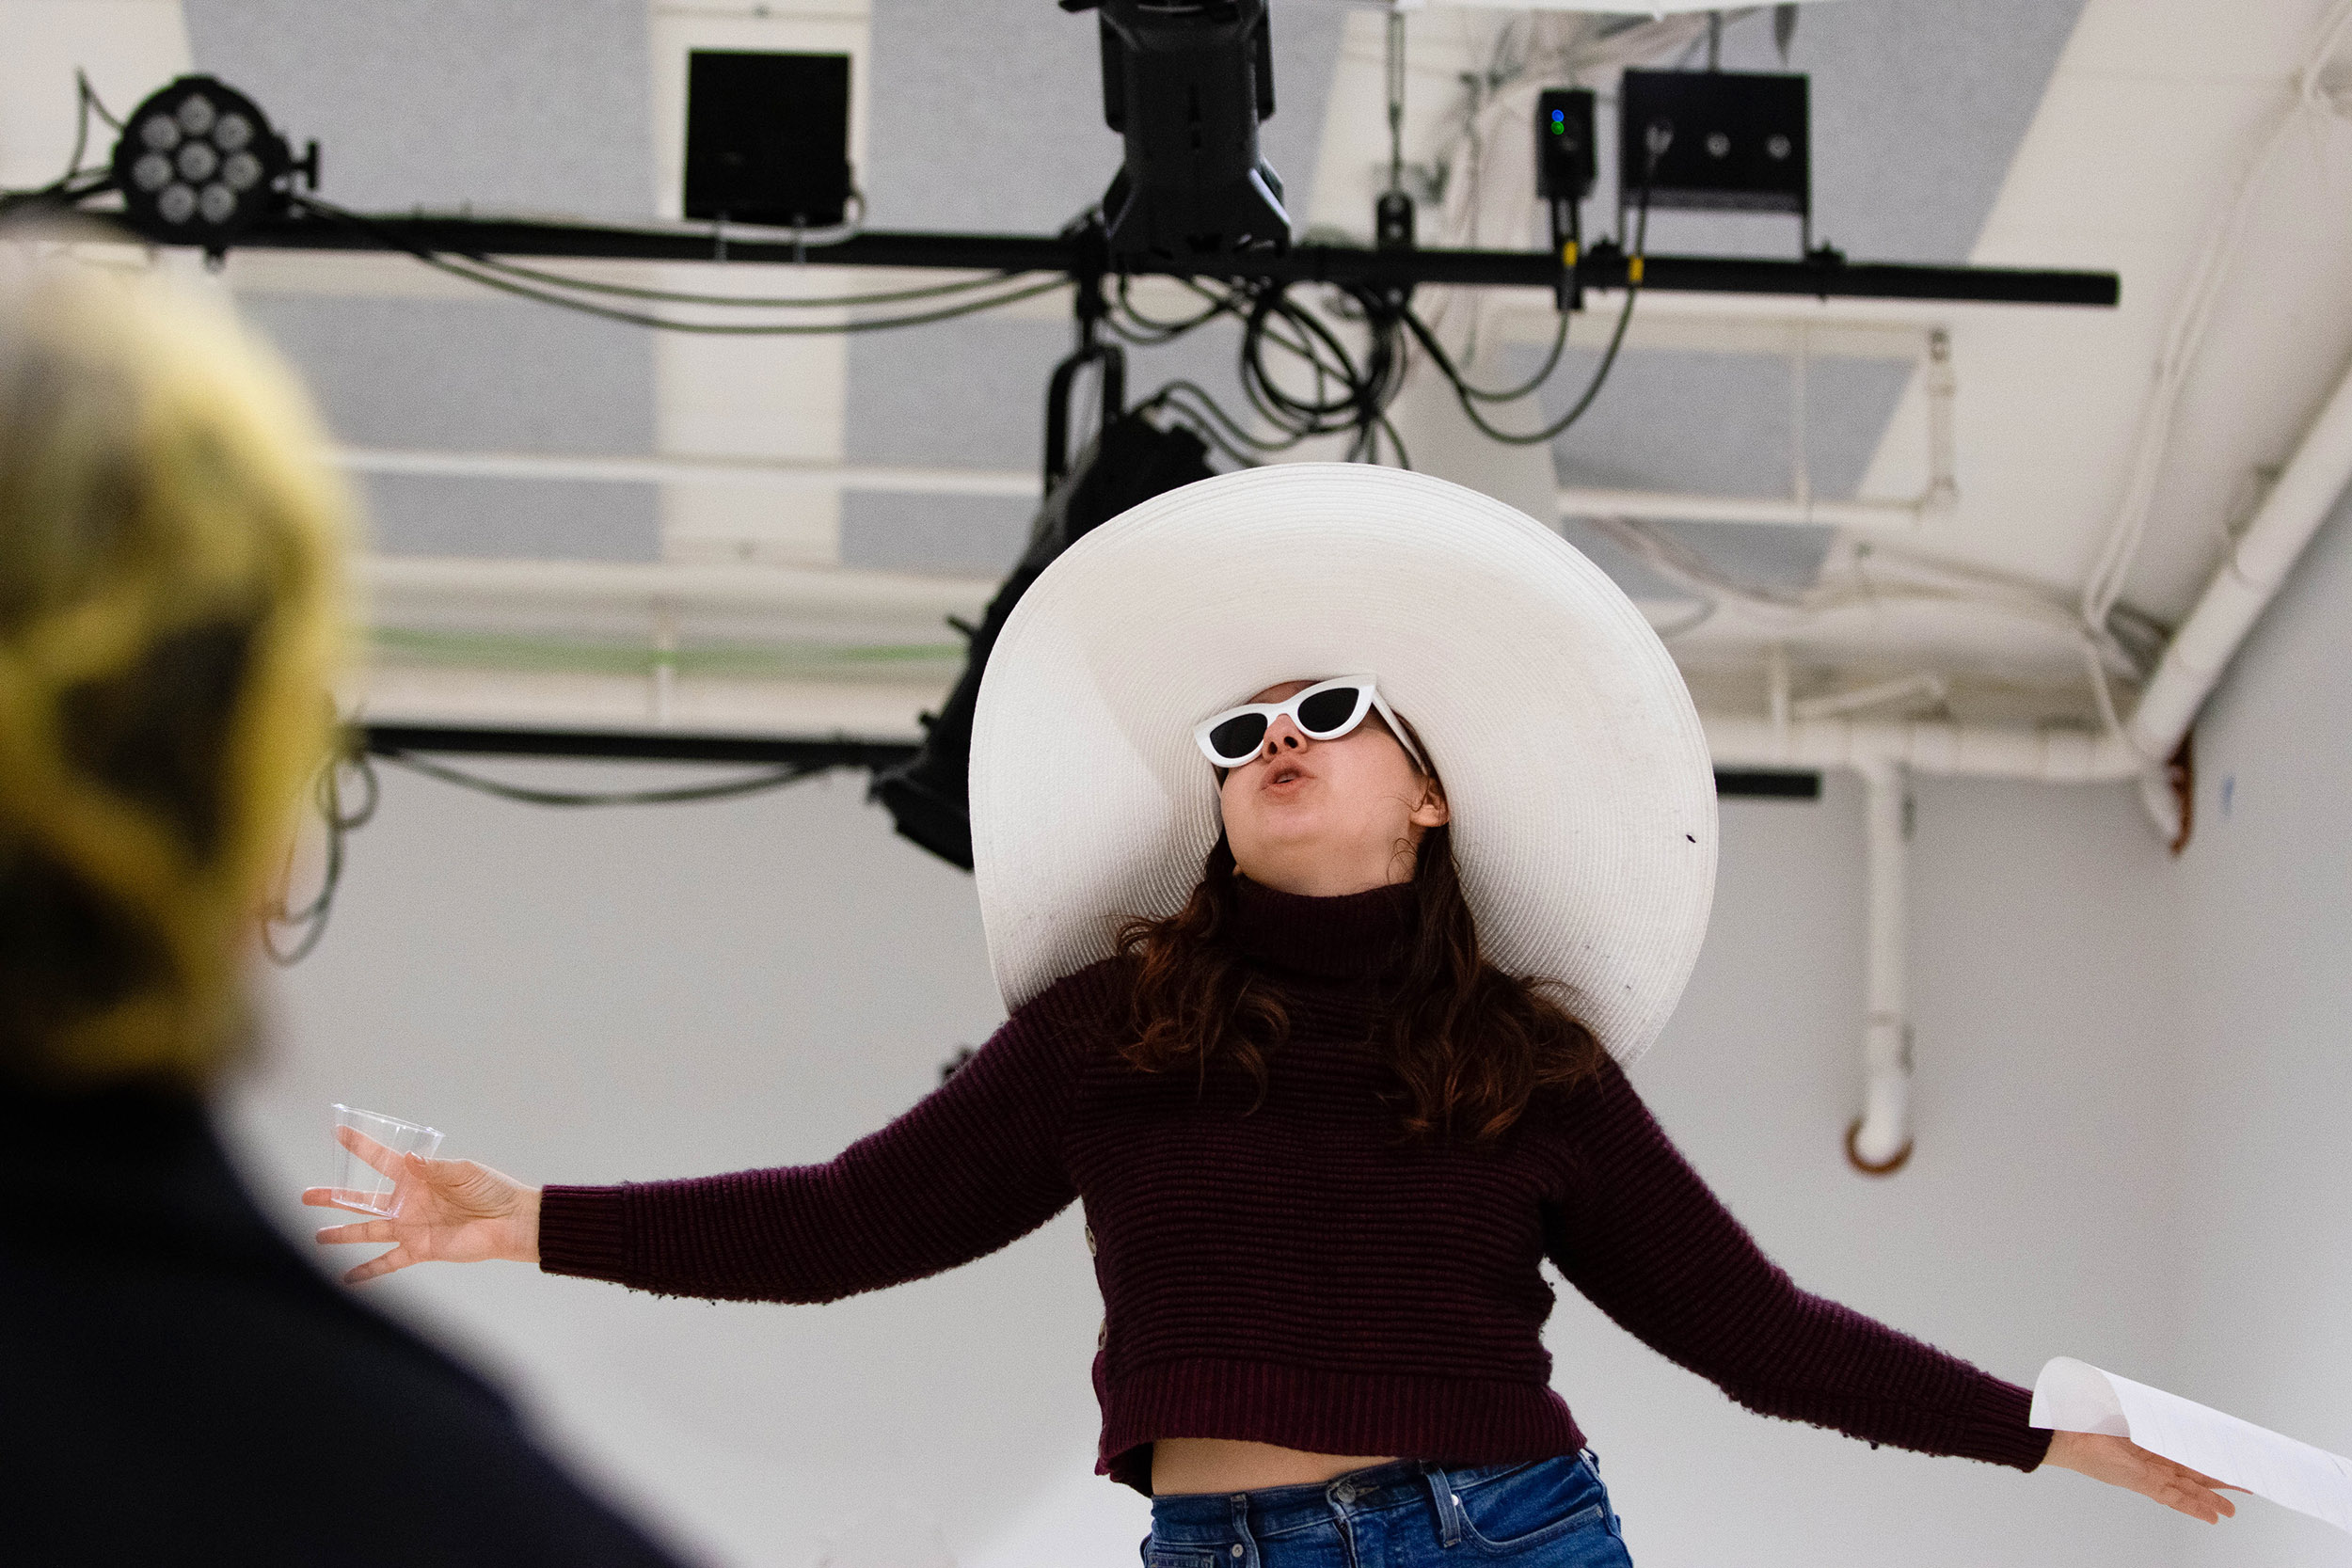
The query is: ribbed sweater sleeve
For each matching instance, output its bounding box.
[535,974,1099,1304]
[1542,1059,2051,1472]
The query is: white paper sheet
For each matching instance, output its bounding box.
[2031,1356,2352,1534]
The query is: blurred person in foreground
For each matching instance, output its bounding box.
[0,252,689,1567]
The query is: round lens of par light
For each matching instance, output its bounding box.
[213,113,254,152]
[221,150,262,191]
[139,114,182,151]
[176,142,219,181]
[132,151,174,192]
[156,183,199,224]
[198,182,238,224]
[177,95,217,135]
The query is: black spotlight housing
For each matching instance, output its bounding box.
[111,75,309,252]
[870,410,1215,870]
[1074,0,1289,268]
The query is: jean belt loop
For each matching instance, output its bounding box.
[1228,1490,1257,1566]
[1423,1462,1464,1548]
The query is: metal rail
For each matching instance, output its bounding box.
[18,206,2120,307]
[359,722,1820,797]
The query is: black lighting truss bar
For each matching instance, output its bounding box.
[361,723,918,772]
[106,211,2115,307]
[359,723,1820,799]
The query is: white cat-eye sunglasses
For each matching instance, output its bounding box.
[1192,676,1428,773]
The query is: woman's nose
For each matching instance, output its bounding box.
[1259,717,1307,758]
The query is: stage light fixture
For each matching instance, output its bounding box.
[1073,0,1289,268]
[870,410,1213,870]
[111,75,312,253]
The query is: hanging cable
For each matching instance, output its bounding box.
[288,194,1068,335]
[1387,7,1407,198]
[373,747,829,807]
[1404,130,1663,445]
[63,70,121,184]
[449,252,1038,310]
[259,731,840,963]
[262,744,380,966]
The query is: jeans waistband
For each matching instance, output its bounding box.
[1147,1456,1537,1544]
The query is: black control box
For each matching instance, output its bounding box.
[1534,87,1597,203]
[1617,69,1808,216]
[684,50,852,228]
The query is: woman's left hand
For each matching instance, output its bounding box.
[2043,1429,2241,1523]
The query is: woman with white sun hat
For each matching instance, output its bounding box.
[313,462,2233,1562]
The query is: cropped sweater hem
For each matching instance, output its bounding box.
[538,1185,628,1282]
[1099,1357,1586,1496]
[1958,1377,2054,1471]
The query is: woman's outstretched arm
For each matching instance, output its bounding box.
[310,961,1119,1301]
[1538,1058,2237,1522]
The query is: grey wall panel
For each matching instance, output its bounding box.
[844,312,1252,472]
[1516,343,1915,503]
[358,472,660,562]
[840,491,1036,578]
[240,295,655,456]
[184,0,655,218]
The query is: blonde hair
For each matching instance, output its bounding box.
[0,254,348,1087]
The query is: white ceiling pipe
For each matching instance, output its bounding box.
[355,554,996,624]
[1558,488,1929,530]
[1708,712,2135,1178]
[1702,713,2139,783]
[338,447,1045,499]
[1849,758,1915,1176]
[2123,351,2352,768]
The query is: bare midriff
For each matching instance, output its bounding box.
[1151,1437,1403,1497]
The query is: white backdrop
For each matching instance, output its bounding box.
[220,498,2352,1566]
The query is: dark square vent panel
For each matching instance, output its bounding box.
[684,50,852,228]
[1619,69,1808,216]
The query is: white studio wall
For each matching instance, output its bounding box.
[224,768,1138,1568]
[222,741,2249,1567]
[2168,486,2352,1568]
[1594,771,2185,1567]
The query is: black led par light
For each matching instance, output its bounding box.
[683,50,853,229]
[110,75,312,251]
[1617,68,1811,245]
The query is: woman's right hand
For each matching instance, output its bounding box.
[303,1125,541,1285]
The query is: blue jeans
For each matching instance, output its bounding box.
[1140,1451,1631,1566]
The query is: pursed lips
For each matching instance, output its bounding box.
[1260,756,1312,791]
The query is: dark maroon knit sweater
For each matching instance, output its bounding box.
[539,879,2051,1495]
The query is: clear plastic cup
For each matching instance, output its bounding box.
[328,1104,442,1216]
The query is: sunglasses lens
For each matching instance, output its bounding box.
[1295,685,1362,736]
[1207,713,1268,761]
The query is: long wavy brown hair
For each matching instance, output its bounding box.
[1113,744,1607,1141]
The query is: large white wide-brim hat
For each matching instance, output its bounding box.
[968,463,1717,1065]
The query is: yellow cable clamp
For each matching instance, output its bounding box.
[1629,256,1645,285]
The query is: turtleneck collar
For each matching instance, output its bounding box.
[1230,875,1418,983]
